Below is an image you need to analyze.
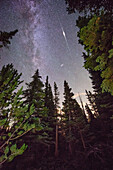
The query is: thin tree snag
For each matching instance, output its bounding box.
[55,124,58,157]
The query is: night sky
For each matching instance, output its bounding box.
[0,0,92,106]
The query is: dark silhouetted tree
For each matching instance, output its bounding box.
[0,30,18,48]
[54,82,60,157]
[23,69,48,142]
[62,81,88,153]
[65,0,113,14]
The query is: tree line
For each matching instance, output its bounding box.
[0,62,86,166]
[0,62,113,170]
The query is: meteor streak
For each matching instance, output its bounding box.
[61,25,72,57]
[57,12,72,59]
[62,30,66,38]
[55,0,73,59]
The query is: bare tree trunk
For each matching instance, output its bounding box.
[79,127,86,149]
[69,112,72,155]
[55,123,58,157]
[69,141,72,155]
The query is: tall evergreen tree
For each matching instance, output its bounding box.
[44,77,56,142]
[44,76,55,116]
[78,13,113,95]
[0,64,36,165]
[48,84,55,119]
[23,69,48,142]
[85,103,94,123]
[62,81,88,153]
[44,76,49,108]
[54,82,60,157]
[85,90,98,117]
[65,0,113,136]
[76,12,113,140]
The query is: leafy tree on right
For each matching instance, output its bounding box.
[65,1,113,169]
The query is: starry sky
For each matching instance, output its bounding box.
[0,0,92,106]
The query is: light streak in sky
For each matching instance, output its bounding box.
[56,10,73,59]
[62,30,66,38]
[61,26,71,55]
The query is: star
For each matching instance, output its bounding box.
[60,64,64,67]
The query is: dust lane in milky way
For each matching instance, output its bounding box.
[0,0,92,105]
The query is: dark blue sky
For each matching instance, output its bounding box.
[0,0,92,106]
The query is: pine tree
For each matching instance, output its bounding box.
[44,76,56,143]
[44,76,55,116]
[85,70,113,138]
[78,13,113,95]
[45,76,55,116]
[85,90,99,118]
[88,68,113,118]
[54,82,60,157]
[0,30,18,48]
[62,81,88,153]
[0,64,36,165]
[48,84,55,119]
[0,64,23,122]
[23,69,48,142]
[77,12,113,143]
[85,103,94,123]
[44,76,49,108]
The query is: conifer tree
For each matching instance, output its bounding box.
[64,1,113,168]
[85,90,98,118]
[44,76,49,108]
[0,64,36,165]
[23,69,48,142]
[85,103,94,123]
[78,13,113,95]
[54,82,60,157]
[44,76,56,143]
[76,13,113,141]
[44,76,55,115]
[62,81,88,153]
[48,84,55,119]
[88,69,113,118]
[0,30,18,48]
[85,70,113,138]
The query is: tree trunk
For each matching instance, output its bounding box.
[55,123,58,157]
[69,112,72,155]
[79,127,86,149]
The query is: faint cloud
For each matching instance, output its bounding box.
[73,92,86,99]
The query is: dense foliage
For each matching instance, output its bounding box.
[63,1,113,169]
[78,13,113,95]
[65,0,113,13]
[0,64,36,166]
